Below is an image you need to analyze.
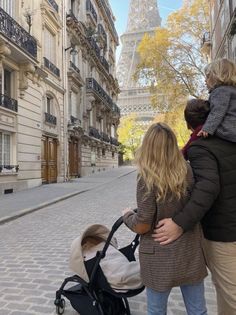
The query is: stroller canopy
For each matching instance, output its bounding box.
[70,224,142,291]
[70,224,118,283]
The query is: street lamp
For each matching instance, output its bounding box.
[65,44,78,55]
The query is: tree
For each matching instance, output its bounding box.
[154,103,190,148]
[136,0,210,111]
[117,114,146,161]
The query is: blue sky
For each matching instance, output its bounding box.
[109,0,183,59]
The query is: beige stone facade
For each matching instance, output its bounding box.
[0,0,120,194]
[208,0,236,60]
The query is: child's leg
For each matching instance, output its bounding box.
[146,287,171,315]
[180,281,207,315]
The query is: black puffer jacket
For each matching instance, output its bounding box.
[173,136,236,242]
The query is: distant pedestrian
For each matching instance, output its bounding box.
[197,58,236,141]
[122,123,208,315]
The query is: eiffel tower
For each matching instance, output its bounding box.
[117,0,162,124]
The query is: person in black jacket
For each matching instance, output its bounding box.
[153,99,236,315]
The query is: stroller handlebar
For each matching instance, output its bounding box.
[111,208,137,233]
[100,208,138,257]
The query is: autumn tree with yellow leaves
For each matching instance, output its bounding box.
[136,0,210,111]
[117,114,146,161]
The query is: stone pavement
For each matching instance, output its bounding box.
[0,167,217,315]
[0,167,136,225]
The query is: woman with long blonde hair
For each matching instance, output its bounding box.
[123,123,208,315]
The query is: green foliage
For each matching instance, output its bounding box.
[117,114,146,160]
[136,0,210,111]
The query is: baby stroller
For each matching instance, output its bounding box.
[54,215,145,315]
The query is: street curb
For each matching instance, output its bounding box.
[0,168,136,226]
[0,189,90,226]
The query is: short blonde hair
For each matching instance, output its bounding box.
[135,123,188,202]
[205,58,236,89]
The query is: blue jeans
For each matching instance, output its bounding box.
[146,282,207,315]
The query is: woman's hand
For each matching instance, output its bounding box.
[122,207,133,216]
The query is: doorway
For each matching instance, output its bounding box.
[41,136,58,183]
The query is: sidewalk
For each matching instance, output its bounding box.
[0,166,136,225]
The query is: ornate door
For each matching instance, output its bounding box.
[41,136,57,183]
[69,138,80,177]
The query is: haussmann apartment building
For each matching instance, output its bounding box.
[0,0,120,194]
[203,0,236,60]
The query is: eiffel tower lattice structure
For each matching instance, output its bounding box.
[117,0,162,125]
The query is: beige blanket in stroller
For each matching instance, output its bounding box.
[69,224,143,292]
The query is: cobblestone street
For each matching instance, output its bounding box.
[0,168,217,315]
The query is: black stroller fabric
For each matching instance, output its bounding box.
[55,216,144,315]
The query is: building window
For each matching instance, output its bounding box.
[71,0,76,13]
[70,91,78,117]
[0,68,12,97]
[111,124,115,137]
[0,132,11,165]
[46,96,52,114]
[44,28,56,64]
[0,0,15,16]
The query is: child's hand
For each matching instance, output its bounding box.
[122,207,133,216]
[197,130,209,138]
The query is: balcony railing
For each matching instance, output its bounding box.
[0,7,37,58]
[112,103,120,115]
[0,165,19,174]
[0,94,18,112]
[89,126,101,140]
[100,0,118,42]
[87,36,101,59]
[45,112,57,125]
[86,0,97,22]
[100,56,109,73]
[100,132,110,143]
[48,0,59,12]
[98,23,107,44]
[110,137,119,146]
[87,36,109,73]
[86,78,113,110]
[70,61,80,75]
[43,57,60,77]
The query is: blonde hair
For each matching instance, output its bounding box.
[205,58,236,89]
[135,123,188,202]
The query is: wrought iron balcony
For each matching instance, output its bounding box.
[87,37,109,73]
[86,78,113,110]
[0,165,19,174]
[0,94,18,112]
[87,36,101,59]
[98,24,107,44]
[70,61,80,75]
[89,126,101,140]
[86,0,97,22]
[112,103,120,115]
[45,112,57,125]
[100,132,110,143]
[43,57,60,77]
[100,56,109,73]
[110,137,119,146]
[100,0,118,42]
[0,7,37,58]
[48,0,59,12]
